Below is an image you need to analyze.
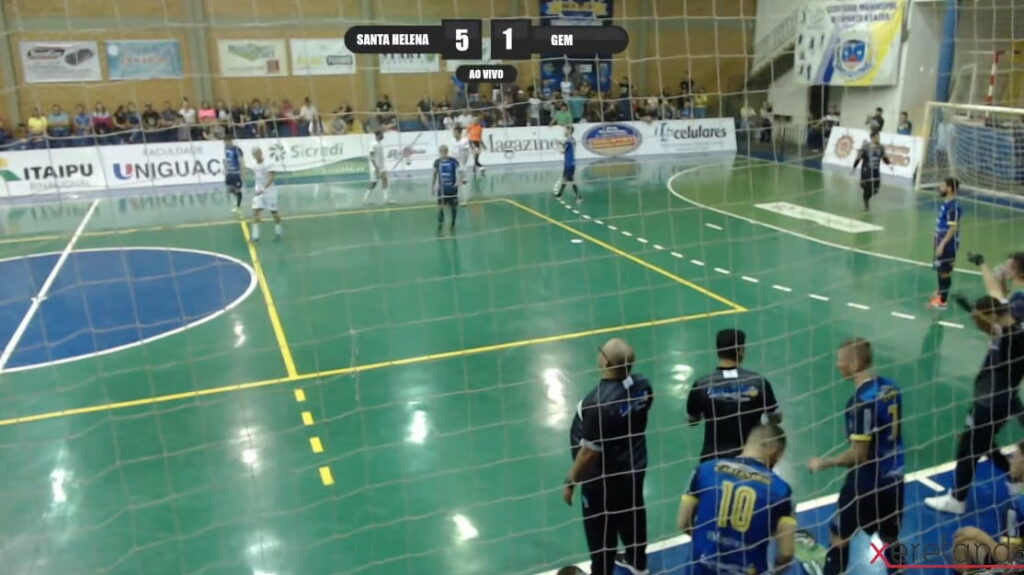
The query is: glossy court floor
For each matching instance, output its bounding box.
[0,156,1021,575]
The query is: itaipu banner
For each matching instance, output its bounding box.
[795,0,905,86]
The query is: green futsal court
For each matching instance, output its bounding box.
[0,156,1019,574]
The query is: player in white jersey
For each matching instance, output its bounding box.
[250,147,282,242]
[452,126,471,186]
[363,131,393,204]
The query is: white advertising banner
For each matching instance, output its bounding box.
[794,0,905,86]
[379,53,440,74]
[290,39,356,76]
[217,39,287,77]
[19,41,102,83]
[823,127,922,180]
[0,118,735,198]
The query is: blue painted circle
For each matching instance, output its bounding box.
[0,248,256,371]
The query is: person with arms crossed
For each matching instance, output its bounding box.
[687,329,781,462]
[249,148,282,242]
[925,295,1024,515]
[554,125,582,203]
[928,177,963,310]
[808,338,905,575]
[563,338,653,575]
[363,131,393,205]
[970,251,1024,323]
[852,131,892,211]
[432,145,461,233]
[678,423,796,575]
[224,135,244,215]
[952,440,1024,567]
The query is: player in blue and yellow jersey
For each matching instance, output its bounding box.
[809,338,905,575]
[432,145,460,233]
[554,126,581,203]
[928,177,963,310]
[678,423,796,575]
[953,440,1024,567]
[223,136,244,215]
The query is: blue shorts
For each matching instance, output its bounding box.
[226,173,243,190]
[438,194,458,206]
[563,165,576,181]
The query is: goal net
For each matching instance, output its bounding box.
[917,101,1024,198]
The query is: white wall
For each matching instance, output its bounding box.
[767,68,810,125]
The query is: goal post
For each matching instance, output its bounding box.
[916,101,1024,198]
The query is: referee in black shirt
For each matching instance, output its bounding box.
[564,337,654,575]
[687,329,781,462]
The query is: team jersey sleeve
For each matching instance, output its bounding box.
[848,396,874,442]
[579,401,603,452]
[947,204,959,227]
[772,484,797,531]
[686,382,705,424]
[763,379,780,417]
[682,465,703,504]
[433,158,440,170]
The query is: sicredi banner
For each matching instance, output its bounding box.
[0,119,736,198]
[823,127,922,180]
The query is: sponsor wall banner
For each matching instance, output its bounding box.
[106,40,184,79]
[0,119,735,198]
[19,41,102,84]
[290,39,356,76]
[379,53,440,74]
[823,127,922,179]
[217,39,287,77]
[794,0,905,86]
[445,38,501,72]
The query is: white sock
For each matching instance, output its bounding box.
[275,223,282,237]
[251,223,260,241]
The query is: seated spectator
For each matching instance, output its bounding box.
[417,92,435,130]
[511,90,527,126]
[48,105,70,147]
[159,101,179,142]
[92,101,113,136]
[338,101,354,129]
[126,102,143,143]
[897,111,912,135]
[229,99,244,137]
[602,92,621,122]
[27,107,48,149]
[265,100,281,136]
[197,100,216,125]
[578,80,593,98]
[280,99,298,137]
[642,96,659,122]
[111,104,129,143]
[179,97,197,140]
[693,87,708,118]
[213,100,229,128]
[7,124,30,150]
[141,102,161,142]
[299,96,319,136]
[250,99,267,137]
[0,117,8,146]
[659,89,677,119]
[375,94,396,130]
[73,104,93,146]
[239,102,254,138]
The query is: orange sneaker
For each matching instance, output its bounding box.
[927,294,947,310]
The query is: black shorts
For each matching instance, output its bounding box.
[438,196,458,206]
[861,178,880,195]
[226,174,243,190]
[831,477,904,541]
[470,141,483,151]
[563,166,576,181]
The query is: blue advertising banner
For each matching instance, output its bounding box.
[538,0,613,96]
[106,40,183,79]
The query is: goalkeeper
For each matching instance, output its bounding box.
[970,251,1024,322]
[925,295,1024,515]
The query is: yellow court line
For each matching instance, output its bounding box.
[294,389,306,402]
[239,221,298,378]
[0,308,743,428]
[301,411,314,425]
[309,436,324,453]
[502,199,747,312]
[319,466,335,486]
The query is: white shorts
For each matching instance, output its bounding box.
[252,188,278,212]
[370,167,388,183]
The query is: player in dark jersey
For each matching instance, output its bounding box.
[554,125,581,203]
[808,338,905,575]
[972,252,1024,323]
[953,440,1024,567]
[687,329,781,462]
[432,145,460,233]
[223,136,244,215]
[678,423,796,575]
[564,338,653,575]
[928,177,963,310]
[925,295,1024,515]
[851,131,891,211]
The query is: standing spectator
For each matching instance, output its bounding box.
[299,96,319,136]
[27,107,48,149]
[897,111,912,135]
[466,81,480,104]
[680,74,694,94]
[617,76,632,119]
[417,92,435,130]
[451,72,467,109]
[48,105,70,147]
[250,98,267,138]
[126,103,143,143]
[92,101,113,138]
[229,100,244,137]
[760,102,773,143]
[551,102,573,127]
[159,101,179,142]
[280,99,298,137]
[0,117,9,147]
[73,104,92,146]
[568,91,587,123]
[214,100,230,131]
[179,97,197,141]
[660,89,677,119]
[693,88,708,118]
[511,90,528,127]
[562,337,653,575]
[198,100,216,125]
[561,71,575,97]
[141,102,161,142]
[527,88,542,126]
[823,103,841,140]
[687,329,781,462]
[602,93,620,122]
[239,102,254,138]
[867,107,885,132]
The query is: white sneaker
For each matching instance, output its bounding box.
[924,492,966,515]
[614,555,650,575]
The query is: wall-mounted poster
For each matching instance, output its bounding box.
[217,39,287,77]
[20,41,102,83]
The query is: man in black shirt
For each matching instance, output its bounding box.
[564,337,654,575]
[141,102,161,142]
[926,295,1024,514]
[852,130,891,211]
[687,329,781,462]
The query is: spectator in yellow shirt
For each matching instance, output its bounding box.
[694,88,709,119]
[26,107,48,149]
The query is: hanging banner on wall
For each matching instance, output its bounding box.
[217,39,287,77]
[290,39,356,76]
[19,41,102,83]
[794,0,905,86]
[379,53,440,74]
[106,40,184,79]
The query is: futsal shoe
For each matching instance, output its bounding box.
[614,555,650,575]
[924,492,966,515]
[926,294,948,310]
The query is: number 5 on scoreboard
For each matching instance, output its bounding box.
[441,20,481,60]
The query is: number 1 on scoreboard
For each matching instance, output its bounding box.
[490,19,532,60]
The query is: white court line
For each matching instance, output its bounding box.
[622,230,633,237]
[594,220,604,225]
[772,284,793,292]
[847,302,870,310]
[637,237,649,244]
[809,294,830,301]
[742,276,760,284]
[582,214,592,220]
[891,311,916,320]
[670,252,684,258]
[653,244,665,250]
[704,223,723,231]
[0,200,99,373]
[939,321,965,329]
[690,260,705,266]
[916,477,945,492]
[608,225,618,231]
[714,267,731,275]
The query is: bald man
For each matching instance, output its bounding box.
[563,338,654,575]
